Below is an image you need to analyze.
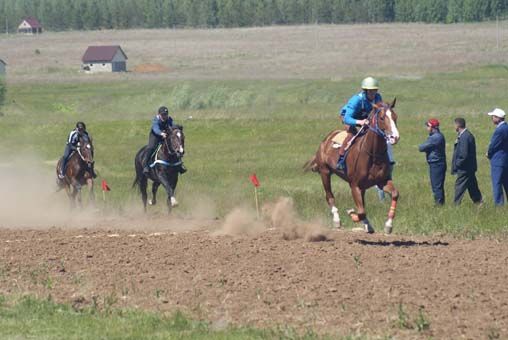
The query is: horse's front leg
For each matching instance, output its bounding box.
[156,169,174,214]
[169,171,179,207]
[320,169,341,228]
[349,185,374,233]
[86,178,95,207]
[149,182,160,206]
[382,180,399,234]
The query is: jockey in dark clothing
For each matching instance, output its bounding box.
[142,106,187,174]
[59,122,96,179]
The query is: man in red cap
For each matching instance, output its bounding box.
[419,119,447,205]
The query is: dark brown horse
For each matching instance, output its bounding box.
[133,126,185,213]
[304,100,400,234]
[56,135,95,207]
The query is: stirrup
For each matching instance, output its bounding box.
[58,173,65,179]
[336,157,346,170]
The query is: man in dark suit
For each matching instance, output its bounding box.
[487,108,508,206]
[451,118,482,205]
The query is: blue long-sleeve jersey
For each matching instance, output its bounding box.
[340,91,383,126]
[151,115,174,137]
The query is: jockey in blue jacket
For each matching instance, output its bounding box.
[337,77,383,170]
[142,106,186,174]
[59,122,96,179]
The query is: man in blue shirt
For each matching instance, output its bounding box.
[486,108,508,206]
[142,106,186,174]
[419,119,447,205]
[337,77,383,170]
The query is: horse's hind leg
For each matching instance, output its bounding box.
[382,180,399,234]
[320,169,341,228]
[349,185,374,233]
[149,182,160,206]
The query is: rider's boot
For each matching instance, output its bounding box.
[59,158,67,179]
[337,133,353,170]
[90,163,98,179]
[178,163,187,174]
[142,153,151,174]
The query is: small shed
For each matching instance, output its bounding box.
[0,59,6,75]
[18,17,43,34]
[81,46,128,73]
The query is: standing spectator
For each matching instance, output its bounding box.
[419,119,447,205]
[451,118,482,205]
[487,108,508,206]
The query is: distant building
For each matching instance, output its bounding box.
[81,46,128,73]
[18,17,43,35]
[0,59,6,75]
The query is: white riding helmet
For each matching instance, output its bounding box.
[361,77,379,90]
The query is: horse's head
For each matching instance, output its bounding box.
[162,126,185,159]
[370,99,400,145]
[78,135,94,165]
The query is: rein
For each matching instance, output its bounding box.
[368,107,387,139]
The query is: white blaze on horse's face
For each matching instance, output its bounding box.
[385,109,400,145]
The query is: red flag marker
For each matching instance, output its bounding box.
[249,173,260,188]
[101,179,111,192]
[249,174,260,218]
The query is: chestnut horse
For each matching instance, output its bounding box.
[133,126,185,213]
[304,100,400,234]
[56,135,95,208]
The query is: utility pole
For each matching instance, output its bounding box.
[5,16,8,35]
[496,14,500,50]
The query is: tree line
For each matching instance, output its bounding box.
[0,0,507,31]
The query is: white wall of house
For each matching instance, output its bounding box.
[83,62,113,73]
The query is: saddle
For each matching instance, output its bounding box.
[331,131,348,149]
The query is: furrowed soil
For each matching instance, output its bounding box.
[0,225,507,339]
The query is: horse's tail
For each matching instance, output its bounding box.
[132,147,145,191]
[303,155,318,173]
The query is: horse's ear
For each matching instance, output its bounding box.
[390,98,397,109]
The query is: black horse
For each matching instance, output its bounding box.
[133,126,185,213]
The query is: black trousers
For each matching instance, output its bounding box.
[143,132,161,167]
[454,171,482,204]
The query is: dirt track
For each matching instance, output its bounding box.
[1,226,507,339]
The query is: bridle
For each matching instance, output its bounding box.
[153,128,184,168]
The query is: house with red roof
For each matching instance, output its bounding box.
[81,46,128,73]
[18,17,42,35]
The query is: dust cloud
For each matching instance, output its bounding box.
[215,197,329,242]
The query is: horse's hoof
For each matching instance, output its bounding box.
[384,219,393,235]
[171,197,178,207]
[148,199,154,206]
[365,224,375,234]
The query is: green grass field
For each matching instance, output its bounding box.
[0,295,348,340]
[1,65,507,237]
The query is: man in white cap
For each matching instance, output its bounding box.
[487,108,508,206]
